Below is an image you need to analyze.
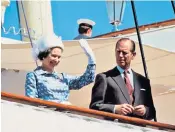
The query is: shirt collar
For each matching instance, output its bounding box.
[116,66,132,74]
[34,66,57,75]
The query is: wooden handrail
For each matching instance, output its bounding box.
[1,92,175,130]
[94,19,175,38]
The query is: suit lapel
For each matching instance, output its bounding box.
[111,68,131,104]
[132,71,141,106]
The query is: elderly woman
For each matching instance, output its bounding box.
[25,33,96,104]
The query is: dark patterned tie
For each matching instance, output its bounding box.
[124,70,134,104]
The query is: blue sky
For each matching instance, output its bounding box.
[1,1,175,40]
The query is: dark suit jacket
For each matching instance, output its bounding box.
[89,67,156,120]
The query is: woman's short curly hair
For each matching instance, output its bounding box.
[37,47,62,60]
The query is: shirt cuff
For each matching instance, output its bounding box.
[113,105,117,113]
[88,56,96,64]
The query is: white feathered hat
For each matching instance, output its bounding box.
[32,33,64,61]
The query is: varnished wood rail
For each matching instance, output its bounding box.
[1,92,175,130]
[94,19,175,38]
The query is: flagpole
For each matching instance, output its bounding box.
[130,1,148,79]
[171,0,175,14]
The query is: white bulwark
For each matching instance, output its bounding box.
[1,100,167,132]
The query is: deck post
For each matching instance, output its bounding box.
[130,0,157,122]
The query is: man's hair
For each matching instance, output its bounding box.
[115,38,136,52]
[78,23,92,34]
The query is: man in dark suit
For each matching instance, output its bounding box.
[74,19,95,40]
[89,38,156,120]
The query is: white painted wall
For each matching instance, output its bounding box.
[1,70,26,95]
[122,25,175,52]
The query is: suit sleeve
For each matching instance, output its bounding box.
[89,74,115,113]
[144,79,156,120]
